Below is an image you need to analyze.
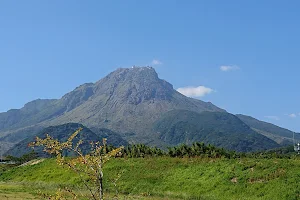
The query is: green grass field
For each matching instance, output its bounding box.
[1,157,300,200]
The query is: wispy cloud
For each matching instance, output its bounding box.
[265,116,280,121]
[151,59,162,65]
[220,65,240,72]
[177,86,214,98]
[288,113,297,118]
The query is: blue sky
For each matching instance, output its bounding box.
[1,1,300,132]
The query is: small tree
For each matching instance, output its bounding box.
[30,128,123,200]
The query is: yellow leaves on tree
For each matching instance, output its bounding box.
[29,128,123,200]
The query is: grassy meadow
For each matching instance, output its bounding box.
[0,157,300,199]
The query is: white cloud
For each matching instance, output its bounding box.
[265,116,280,121]
[151,59,162,65]
[220,65,240,72]
[177,86,214,98]
[288,113,297,118]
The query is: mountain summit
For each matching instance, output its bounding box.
[94,67,174,103]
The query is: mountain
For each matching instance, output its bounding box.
[0,67,289,154]
[236,114,300,145]
[47,67,225,139]
[154,110,279,152]
[0,67,224,153]
[5,123,128,157]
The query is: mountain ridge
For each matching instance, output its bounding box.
[236,114,300,145]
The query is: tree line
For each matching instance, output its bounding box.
[5,142,298,164]
[119,143,297,159]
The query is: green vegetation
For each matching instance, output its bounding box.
[5,150,37,165]
[0,183,38,200]
[1,156,300,200]
[154,110,279,152]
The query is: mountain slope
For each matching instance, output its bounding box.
[0,83,95,135]
[236,114,300,145]
[154,110,280,152]
[5,123,128,157]
[0,99,56,132]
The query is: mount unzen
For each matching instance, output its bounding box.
[0,67,290,155]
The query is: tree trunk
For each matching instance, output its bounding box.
[99,171,103,200]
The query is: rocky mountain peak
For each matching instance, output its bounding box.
[94,67,174,104]
[102,66,159,83]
